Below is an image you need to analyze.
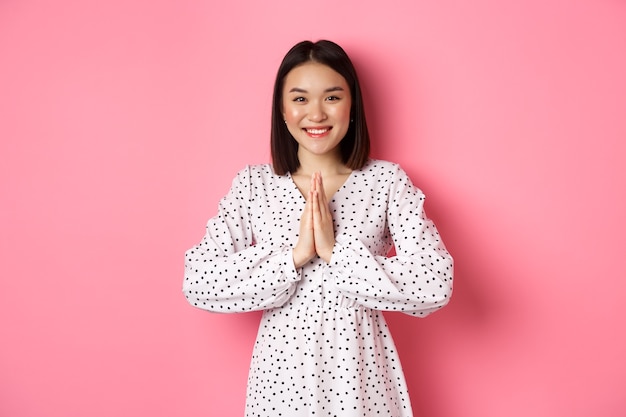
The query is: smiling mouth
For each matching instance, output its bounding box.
[304,127,331,136]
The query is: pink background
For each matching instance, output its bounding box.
[2,0,625,416]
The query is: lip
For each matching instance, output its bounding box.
[303,126,332,138]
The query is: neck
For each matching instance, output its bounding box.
[295,150,349,177]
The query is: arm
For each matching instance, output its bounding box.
[328,165,453,316]
[182,166,301,313]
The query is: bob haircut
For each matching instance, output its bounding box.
[271,40,371,175]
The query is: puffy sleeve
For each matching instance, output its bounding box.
[328,164,453,316]
[182,166,301,313]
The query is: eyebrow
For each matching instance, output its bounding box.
[288,86,345,93]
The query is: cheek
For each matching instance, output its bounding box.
[283,105,302,124]
[282,104,301,136]
[331,97,352,119]
[332,103,352,123]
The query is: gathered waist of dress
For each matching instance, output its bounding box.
[278,298,372,315]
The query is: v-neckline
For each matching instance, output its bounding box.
[287,170,355,203]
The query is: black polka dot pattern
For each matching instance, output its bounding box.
[183,159,453,416]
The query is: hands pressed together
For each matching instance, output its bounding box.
[292,172,336,268]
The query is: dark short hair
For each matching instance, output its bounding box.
[271,40,371,175]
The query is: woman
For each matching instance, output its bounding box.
[183,40,453,417]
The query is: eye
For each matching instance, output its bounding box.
[326,95,341,101]
[292,96,306,103]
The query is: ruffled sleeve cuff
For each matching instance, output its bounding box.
[281,247,302,283]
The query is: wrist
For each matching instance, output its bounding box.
[292,247,313,269]
[318,246,334,264]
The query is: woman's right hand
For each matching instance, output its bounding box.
[292,176,317,268]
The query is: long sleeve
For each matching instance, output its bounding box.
[182,166,301,313]
[327,164,453,316]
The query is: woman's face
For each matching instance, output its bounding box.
[282,62,352,160]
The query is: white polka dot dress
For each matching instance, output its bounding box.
[183,159,453,417]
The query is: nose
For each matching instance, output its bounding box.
[307,101,327,123]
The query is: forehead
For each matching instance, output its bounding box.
[283,62,349,91]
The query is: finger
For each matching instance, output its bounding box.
[316,175,330,219]
[311,189,319,211]
[313,190,330,229]
[305,190,314,221]
[312,190,322,225]
[315,172,321,192]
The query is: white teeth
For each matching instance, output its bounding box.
[306,128,328,134]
